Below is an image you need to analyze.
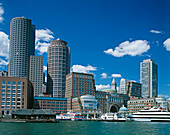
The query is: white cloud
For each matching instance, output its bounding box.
[0,58,8,67]
[96,84,110,90]
[101,73,107,78]
[111,74,122,78]
[104,40,150,57]
[129,80,137,82]
[36,42,51,55]
[0,31,9,59]
[71,65,97,73]
[150,30,162,34]
[35,29,54,54]
[43,66,47,71]
[163,38,170,51]
[0,4,4,23]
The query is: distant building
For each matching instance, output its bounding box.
[0,71,8,76]
[126,81,141,97]
[47,38,70,98]
[127,97,168,114]
[34,96,67,114]
[95,78,130,113]
[72,95,102,118]
[127,98,156,114]
[65,72,96,111]
[0,76,34,116]
[140,59,158,98]
[111,78,117,91]
[29,56,44,96]
[119,78,128,94]
[155,97,168,111]
[9,17,35,78]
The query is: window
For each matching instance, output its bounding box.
[2,90,5,93]
[17,86,21,89]
[2,81,6,84]
[7,90,11,93]
[17,90,21,93]
[12,90,16,93]
[7,81,11,85]
[12,82,16,85]
[18,82,21,85]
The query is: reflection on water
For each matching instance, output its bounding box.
[0,121,169,135]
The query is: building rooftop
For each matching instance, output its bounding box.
[12,109,55,115]
[34,96,67,101]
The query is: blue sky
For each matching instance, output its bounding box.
[0,0,170,99]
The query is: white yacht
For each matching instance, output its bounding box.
[128,107,170,122]
[100,113,126,122]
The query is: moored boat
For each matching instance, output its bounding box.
[128,106,170,122]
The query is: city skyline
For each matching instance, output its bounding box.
[0,0,170,99]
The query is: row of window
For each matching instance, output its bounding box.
[2,81,23,85]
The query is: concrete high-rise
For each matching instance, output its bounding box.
[29,56,44,96]
[47,38,70,97]
[9,17,35,78]
[140,59,158,98]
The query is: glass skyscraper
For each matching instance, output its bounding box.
[47,38,70,98]
[119,78,128,94]
[140,59,158,98]
[9,17,35,78]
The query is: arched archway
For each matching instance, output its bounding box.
[109,104,120,113]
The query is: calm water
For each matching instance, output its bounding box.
[0,121,169,135]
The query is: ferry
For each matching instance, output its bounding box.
[56,111,86,121]
[128,106,170,122]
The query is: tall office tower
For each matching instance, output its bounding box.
[126,81,141,97]
[47,38,70,97]
[29,56,44,96]
[140,59,158,98]
[65,72,96,111]
[119,78,128,94]
[111,78,117,91]
[9,17,35,78]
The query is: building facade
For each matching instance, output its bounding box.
[34,96,67,114]
[29,56,44,96]
[9,17,35,78]
[0,76,34,116]
[127,98,156,114]
[0,71,8,76]
[47,38,70,98]
[72,95,102,118]
[65,72,96,111]
[140,59,158,98]
[126,81,141,97]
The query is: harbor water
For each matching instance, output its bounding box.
[0,121,169,135]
